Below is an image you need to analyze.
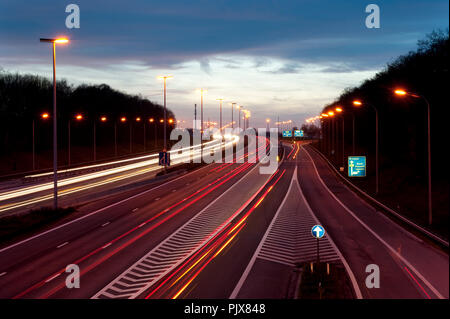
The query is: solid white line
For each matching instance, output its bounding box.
[92,151,273,299]
[102,243,112,249]
[302,145,444,299]
[229,167,295,299]
[0,162,214,254]
[308,146,448,247]
[45,273,61,283]
[56,242,69,249]
[294,162,363,299]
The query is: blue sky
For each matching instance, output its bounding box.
[1,0,448,128]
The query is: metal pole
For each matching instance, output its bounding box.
[129,122,132,153]
[93,122,96,161]
[342,117,345,168]
[32,120,35,170]
[52,42,58,209]
[154,122,157,147]
[352,114,355,155]
[238,108,241,130]
[423,97,432,225]
[68,120,71,166]
[220,100,222,136]
[114,122,117,157]
[163,78,167,153]
[375,108,379,194]
[231,103,234,129]
[144,122,146,152]
[201,91,203,155]
[194,104,197,131]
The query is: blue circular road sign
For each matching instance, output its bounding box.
[311,225,325,239]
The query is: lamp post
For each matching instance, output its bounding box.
[32,112,50,170]
[266,118,270,132]
[335,107,345,167]
[230,102,236,130]
[394,89,433,225]
[158,76,173,157]
[198,89,207,157]
[149,118,156,148]
[237,105,242,130]
[353,99,379,194]
[216,98,224,137]
[40,37,69,210]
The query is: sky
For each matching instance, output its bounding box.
[0,0,448,128]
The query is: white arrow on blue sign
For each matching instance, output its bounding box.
[311,225,325,239]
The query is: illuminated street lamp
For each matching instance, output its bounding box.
[394,89,433,225]
[353,99,379,194]
[266,118,270,131]
[149,118,157,148]
[32,112,50,170]
[40,37,69,209]
[68,113,84,167]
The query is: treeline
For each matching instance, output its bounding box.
[0,71,175,173]
[317,29,449,234]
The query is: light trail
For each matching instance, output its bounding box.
[0,136,239,211]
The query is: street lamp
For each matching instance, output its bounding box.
[216,98,224,137]
[197,89,207,155]
[353,99,379,194]
[158,75,173,158]
[32,112,50,170]
[237,105,242,130]
[335,106,345,168]
[266,118,270,131]
[394,89,433,225]
[40,37,69,209]
[230,102,236,130]
[68,113,83,167]
[149,118,156,148]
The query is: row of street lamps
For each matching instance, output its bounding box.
[319,89,433,225]
[32,112,175,169]
[39,36,251,209]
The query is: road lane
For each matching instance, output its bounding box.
[298,144,448,299]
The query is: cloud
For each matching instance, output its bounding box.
[199,59,212,75]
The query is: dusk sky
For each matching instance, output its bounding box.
[1,0,448,128]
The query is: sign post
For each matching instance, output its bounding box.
[311,225,325,264]
[159,151,170,167]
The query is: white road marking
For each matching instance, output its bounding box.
[56,242,69,249]
[302,146,444,299]
[0,272,7,277]
[154,197,160,201]
[102,243,112,249]
[45,273,61,283]
[0,157,218,254]
[101,222,110,227]
[132,208,139,212]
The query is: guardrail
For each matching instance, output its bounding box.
[307,144,449,248]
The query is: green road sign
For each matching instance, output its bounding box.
[348,156,366,177]
[294,130,304,137]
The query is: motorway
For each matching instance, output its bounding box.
[0,136,235,214]
[0,139,448,299]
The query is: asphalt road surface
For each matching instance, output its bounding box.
[0,140,447,299]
